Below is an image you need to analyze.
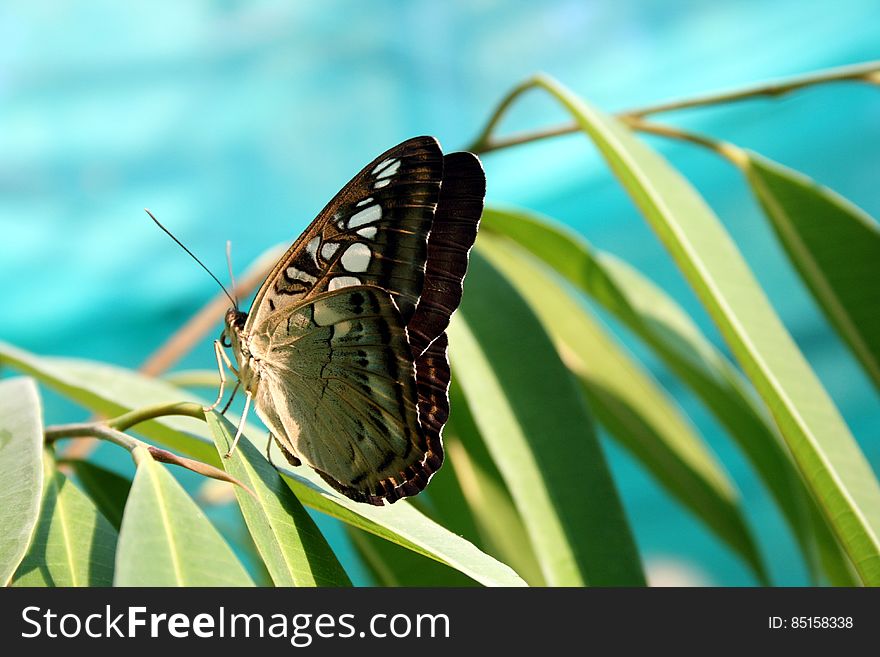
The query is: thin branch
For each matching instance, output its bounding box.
[620,116,749,166]
[46,414,254,496]
[108,401,205,432]
[470,60,880,154]
[46,423,138,451]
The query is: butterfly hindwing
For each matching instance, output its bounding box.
[248,286,436,505]
[407,151,485,356]
[246,137,444,332]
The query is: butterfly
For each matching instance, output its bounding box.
[213,137,485,506]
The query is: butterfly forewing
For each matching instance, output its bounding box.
[228,136,485,505]
[245,137,444,333]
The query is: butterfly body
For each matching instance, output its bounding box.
[220,137,485,506]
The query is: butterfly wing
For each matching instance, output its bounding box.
[249,286,438,505]
[245,136,444,333]
[407,151,485,356]
[239,137,485,505]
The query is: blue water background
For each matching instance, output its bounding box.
[1,1,878,585]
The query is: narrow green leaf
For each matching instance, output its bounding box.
[449,251,645,586]
[276,467,526,587]
[0,341,216,463]
[445,382,545,586]
[0,342,525,586]
[478,233,769,583]
[481,206,840,582]
[530,74,880,583]
[0,377,44,585]
[349,527,478,586]
[63,460,131,531]
[115,446,254,586]
[12,451,117,586]
[742,154,880,390]
[207,412,351,587]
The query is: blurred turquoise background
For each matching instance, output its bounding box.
[1,1,878,585]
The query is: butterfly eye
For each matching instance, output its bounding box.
[220,333,231,349]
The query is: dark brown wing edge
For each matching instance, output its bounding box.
[311,151,484,506]
[375,152,485,504]
[407,152,486,357]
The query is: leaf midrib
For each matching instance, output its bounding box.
[149,464,185,586]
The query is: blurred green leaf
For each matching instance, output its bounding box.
[0,341,525,586]
[207,411,351,587]
[530,74,880,584]
[742,154,880,390]
[0,377,44,586]
[63,460,131,531]
[449,251,645,586]
[478,233,768,583]
[115,446,254,586]
[162,369,221,389]
[12,451,117,586]
[480,207,822,578]
[444,384,546,586]
[0,341,216,463]
[349,526,477,586]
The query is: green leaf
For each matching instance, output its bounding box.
[742,154,880,390]
[0,341,525,586]
[480,206,841,582]
[0,341,216,463]
[443,388,546,586]
[0,378,44,586]
[115,446,254,586]
[207,411,351,587]
[529,74,880,584]
[12,451,117,586]
[477,233,769,583]
[63,460,131,531]
[276,467,526,587]
[449,251,645,586]
[349,526,478,586]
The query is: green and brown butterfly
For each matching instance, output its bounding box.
[209,137,485,506]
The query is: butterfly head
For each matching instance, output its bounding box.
[220,308,248,349]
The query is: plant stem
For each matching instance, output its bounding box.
[620,116,749,166]
[108,401,205,432]
[46,410,252,493]
[45,423,140,451]
[470,60,880,154]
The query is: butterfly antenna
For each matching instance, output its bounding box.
[226,240,239,310]
[145,209,237,309]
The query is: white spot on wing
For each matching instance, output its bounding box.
[375,159,401,179]
[328,276,361,291]
[321,241,340,260]
[371,158,399,175]
[357,226,377,239]
[356,197,374,207]
[348,204,382,229]
[341,242,371,272]
[374,179,390,189]
[376,160,400,178]
[286,267,317,283]
[305,236,321,266]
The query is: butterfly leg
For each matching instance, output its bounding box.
[220,380,241,416]
[223,389,252,459]
[205,340,238,412]
[265,434,275,467]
